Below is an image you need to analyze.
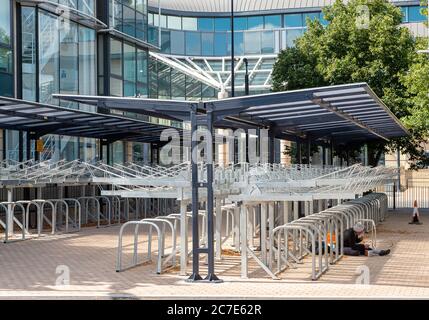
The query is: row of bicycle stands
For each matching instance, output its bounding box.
[0,159,394,281]
[0,184,180,243]
[116,192,388,280]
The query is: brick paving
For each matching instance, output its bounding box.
[1,209,429,299]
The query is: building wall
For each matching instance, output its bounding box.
[0,0,426,165]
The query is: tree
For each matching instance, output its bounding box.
[272,0,428,168]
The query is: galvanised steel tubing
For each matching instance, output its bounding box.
[316,212,343,264]
[95,196,112,226]
[0,202,26,242]
[40,200,56,235]
[49,199,70,233]
[78,197,101,227]
[18,200,41,236]
[272,224,317,280]
[116,220,163,274]
[156,215,179,266]
[317,211,344,261]
[62,198,81,231]
[298,216,330,275]
[144,218,177,269]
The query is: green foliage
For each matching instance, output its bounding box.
[272,0,429,168]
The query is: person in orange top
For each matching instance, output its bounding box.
[409,200,423,225]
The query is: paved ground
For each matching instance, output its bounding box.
[1,209,429,299]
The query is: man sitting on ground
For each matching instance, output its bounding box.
[343,222,390,256]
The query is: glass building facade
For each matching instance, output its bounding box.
[0,1,425,163]
[0,0,13,97]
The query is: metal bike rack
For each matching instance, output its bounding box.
[0,202,27,242]
[117,220,164,274]
[63,198,82,231]
[116,217,177,274]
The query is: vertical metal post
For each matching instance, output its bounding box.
[180,199,188,276]
[240,203,248,278]
[269,129,275,164]
[215,198,222,260]
[297,141,302,164]
[188,105,202,282]
[397,148,401,190]
[244,58,249,96]
[260,203,267,264]
[307,138,311,165]
[230,0,235,97]
[6,189,13,237]
[205,108,220,282]
[393,183,396,210]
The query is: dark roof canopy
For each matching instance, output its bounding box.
[0,96,178,143]
[54,83,409,143]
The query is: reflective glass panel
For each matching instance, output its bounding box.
[60,21,78,94]
[214,32,228,56]
[234,32,244,55]
[284,14,303,27]
[261,31,274,54]
[234,17,247,31]
[286,29,303,47]
[110,39,122,77]
[408,6,425,22]
[183,17,197,31]
[186,32,201,55]
[124,44,136,83]
[168,15,182,29]
[215,18,230,31]
[264,15,281,29]
[21,7,36,101]
[244,31,261,54]
[0,0,11,44]
[170,30,185,54]
[198,18,214,31]
[400,7,408,22]
[161,30,171,53]
[303,12,320,25]
[248,16,264,30]
[201,32,214,56]
[39,12,59,104]
[0,47,12,74]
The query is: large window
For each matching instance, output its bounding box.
[248,16,264,30]
[215,18,230,31]
[18,7,98,161]
[21,7,37,101]
[198,18,214,31]
[214,33,228,56]
[148,10,330,57]
[109,38,148,97]
[0,0,11,45]
[284,14,303,27]
[185,32,201,56]
[79,27,96,98]
[201,33,214,56]
[39,11,59,104]
[110,0,148,41]
[0,0,13,97]
[170,30,185,55]
[60,21,78,96]
[264,15,282,29]
[408,6,425,22]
